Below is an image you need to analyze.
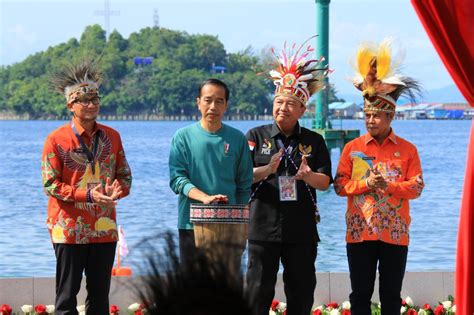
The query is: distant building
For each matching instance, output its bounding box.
[210,64,226,74]
[396,102,468,119]
[329,102,361,118]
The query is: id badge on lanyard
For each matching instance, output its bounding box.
[277,139,297,201]
[279,175,297,201]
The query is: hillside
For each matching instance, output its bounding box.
[0,25,273,118]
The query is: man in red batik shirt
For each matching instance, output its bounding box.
[42,60,132,315]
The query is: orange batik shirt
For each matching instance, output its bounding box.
[41,117,132,244]
[334,131,424,246]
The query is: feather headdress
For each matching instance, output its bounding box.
[269,36,330,105]
[352,38,422,113]
[50,59,103,104]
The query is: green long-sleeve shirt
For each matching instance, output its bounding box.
[169,122,253,229]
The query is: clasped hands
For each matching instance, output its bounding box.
[366,168,388,193]
[90,178,123,208]
[267,149,313,182]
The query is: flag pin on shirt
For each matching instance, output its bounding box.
[224,143,230,154]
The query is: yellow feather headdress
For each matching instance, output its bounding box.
[352,38,422,113]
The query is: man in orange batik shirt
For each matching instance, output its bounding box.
[42,60,132,315]
[334,39,424,315]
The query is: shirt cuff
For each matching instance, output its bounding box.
[182,183,196,197]
[74,188,88,202]
[386,182,397,194]
[359,179,369,190]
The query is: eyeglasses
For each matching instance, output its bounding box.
[74,97,100,107]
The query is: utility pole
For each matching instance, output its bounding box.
[314,0,330,130]
[314,0,359,151]
[153,9,160,28]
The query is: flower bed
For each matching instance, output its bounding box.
[0,296,455,315]
[269,296,456,315]
[0,303,147,315]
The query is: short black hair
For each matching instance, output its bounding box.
[198,78,230,101]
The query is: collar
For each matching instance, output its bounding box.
[364,129,398,145]
[72,116,99,137]
[270,121,302,139]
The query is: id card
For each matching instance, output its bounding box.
[279,176,297,201]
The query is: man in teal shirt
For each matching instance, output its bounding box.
[169,78,253,263]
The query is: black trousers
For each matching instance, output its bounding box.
[347,241,408,315]
[246,240,317,315]
[54,243,116,315]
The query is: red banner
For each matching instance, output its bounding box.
[411,0,474,313]
[411,0,474,107]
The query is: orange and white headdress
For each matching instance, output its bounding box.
[50,59,102,104]
[269,37,330,105]
[352,38,421,113]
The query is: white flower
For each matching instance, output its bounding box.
[405,296,414,307]
[342,301,351,310]
[315,305,324,311]
[277,302,287,311]
[77,304,85,315]
[442,301,452,309]
[21,305,34,313]
[451,305,456,313]
[401,306,407,314]
[129,303,141,312]
[269,311,276,315]
[418,309,428,315]
[46,305,55,314]
[329,309,341,315]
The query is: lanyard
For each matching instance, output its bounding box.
[276,139,319,222]
[249,137,321,223]
[71,122,100,175]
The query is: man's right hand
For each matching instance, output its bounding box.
[268,148,284,174]
[252,149,284,183]
[202,194,229,205]
[366,168,387,191]
[91,184,117,208]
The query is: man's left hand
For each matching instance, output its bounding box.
[105,178,122,200]
[295,156,312,181]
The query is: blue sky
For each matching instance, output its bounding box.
[0,0,458,97]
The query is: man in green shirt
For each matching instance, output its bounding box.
[169,78,253,264]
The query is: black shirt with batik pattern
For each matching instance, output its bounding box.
[246,122,333,243]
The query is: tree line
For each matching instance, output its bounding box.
[0,25,343,119]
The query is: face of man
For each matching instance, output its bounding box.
[67,95,100,122]
[365,110,393,140]
[196,84,228,125]
[273,95,306,132]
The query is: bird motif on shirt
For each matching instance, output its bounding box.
[350,151,373,180]
[56,131,112,210]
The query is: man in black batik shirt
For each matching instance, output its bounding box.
[246,39,332,315]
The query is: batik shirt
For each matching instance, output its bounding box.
[41,118,132,244]
[334,130,424,246]
[246,122,332,243]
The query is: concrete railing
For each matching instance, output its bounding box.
[0,272,454,311]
